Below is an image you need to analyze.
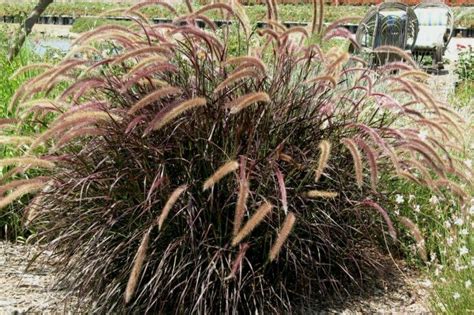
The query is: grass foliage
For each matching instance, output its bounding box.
[0,27,45,239]
[0,2,471,313]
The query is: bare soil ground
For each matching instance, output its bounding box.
[0,240,431,314]
[0,241,78,314]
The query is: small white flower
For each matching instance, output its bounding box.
[395,194,404,204]
[444,221,452,229]
[465,280,472,288]
[454,217,464,226]
[447,236,454,246]
[414,204,421,213]
[469,205,474,215]
[430,195,439,205]
[419,129,428,140]
[460,229,468,236]
[460,246,469,256]
[465,159,473,168]
[453,292,461,300]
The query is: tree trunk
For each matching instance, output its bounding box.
[7,0,54,62]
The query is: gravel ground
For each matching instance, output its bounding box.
[0,241,78,314]
[0,241,431,314]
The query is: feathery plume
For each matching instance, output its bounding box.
[268,212,296,261]
[362,200,397,241]
[54,127,106,150]
[157,185,187,231]
[226,243,250,280]
[125,226,152,304]
[125,56,170,79]
[374,46,417,68]
[28,114,110,152]
[0,182,45,209]
[24,194,43,227]
[280,26,309,41]
[311,0,318,34]
[234,157,249,236]
[354,138,378,191]
[399,216,427,261]
[147,97,207,133]
[398,70,429,80]
[10,63,52,80]
[74,24,140,45]
[341,138,363,188]
[274,166,288,215]
[128,87,182,115]
[203,160,239,191]
[214,68,260,94]
[315,140,331,182]
[305,75,336,88]
[112,46,171,66]
[224,56,266,72]
[0,157,55,169]
[232,201,272,247]
[0,177,48,196]
[228,92,270,114]
[229,0,250,38]
[0,136,35,147]
[305,190,338,199]
[127,1,177,15]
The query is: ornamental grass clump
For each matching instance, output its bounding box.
[0,1,471,313]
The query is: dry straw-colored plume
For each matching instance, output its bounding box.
[9,63,52,80]
[232,201,273,246]
[0,136,35,146]
[125,226,152,304]
[305,75,336,88]
[341,138,363,188]
[314,140,331,182]
[149,97,207,132]
[128,86,182,115]
[223,56,266,72]
[399,216,427,262]
[0,182,45,209]
[228,92,271,114]
[157,185,188,231]
[268,212,296,261]
[305,190,338,199]
[203,160,239,191]
[111,46,172,66]
[214,68,260,94]
[233,162,249,236]
[0,157,55,169]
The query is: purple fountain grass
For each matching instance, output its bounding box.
[0,0,470,313]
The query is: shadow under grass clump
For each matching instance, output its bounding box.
[0,2,470,314]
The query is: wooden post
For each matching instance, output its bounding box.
[7,0,54,61]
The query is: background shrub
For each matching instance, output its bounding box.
[1,3,470,313]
